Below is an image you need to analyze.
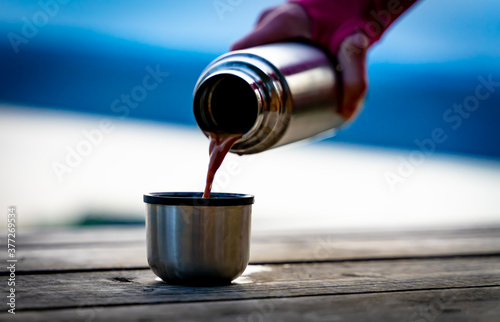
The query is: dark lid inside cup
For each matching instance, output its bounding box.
[144,192,254,206]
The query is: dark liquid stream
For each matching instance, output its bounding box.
[202,133,243,198]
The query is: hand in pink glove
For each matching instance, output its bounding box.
[232,0,417,119]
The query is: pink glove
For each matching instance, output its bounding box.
[232,0,418,119]
[290,0,418,54]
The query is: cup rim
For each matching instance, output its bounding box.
[144,192,254,206]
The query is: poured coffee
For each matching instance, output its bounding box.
[199,76,259,198]
[203,133,243,198]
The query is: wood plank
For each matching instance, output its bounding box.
[12,258,500,310]
[2,230,499,273]
[6,226,145,246]
[8,287,500,322]
[8,226,500,247]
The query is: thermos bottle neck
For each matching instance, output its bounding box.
[193,42,347,155]
[193,70,263,136]
[193,63,290,155]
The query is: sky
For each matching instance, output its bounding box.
[1,0,499,63]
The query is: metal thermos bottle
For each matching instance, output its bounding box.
[193,42,346,154]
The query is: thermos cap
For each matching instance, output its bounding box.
[144,192,254,206]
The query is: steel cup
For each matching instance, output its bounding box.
[144,192,254,285]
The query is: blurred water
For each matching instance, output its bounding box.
[0,0,499,227]
[1,106,499,229]
[1,0,499,157]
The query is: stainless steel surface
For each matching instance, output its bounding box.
[145,195,252,285]
[193,42,346,154]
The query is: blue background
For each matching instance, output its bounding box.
[1,0,499,158]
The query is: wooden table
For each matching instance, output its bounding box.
[1,226,499,321]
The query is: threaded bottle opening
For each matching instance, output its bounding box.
[194,74,259,135]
